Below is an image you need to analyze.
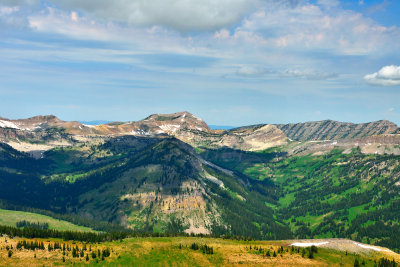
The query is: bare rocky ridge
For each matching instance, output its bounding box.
[0,112,287,153]
[177,124,288,151]
[276,120,399,141]
[2,112,400,156]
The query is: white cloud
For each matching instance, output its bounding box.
[283,69,338,80]
[5,0,399,58]
[0,6,18,15]
[214,29,230,39]
[227,1,400,55]
[236,66,337,80]
[70,11,78,22]
[28,7,113,42]
[54,0,261,32]
[236,66,270,76]
[364,65,400,86]
[27,7,192,55]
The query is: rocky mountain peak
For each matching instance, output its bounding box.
[141,111,210,132]
[19,115,61,124]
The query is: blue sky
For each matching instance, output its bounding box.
[0,0,399,126]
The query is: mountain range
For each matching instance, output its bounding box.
[1,111,399,157]
[1,112,400,250]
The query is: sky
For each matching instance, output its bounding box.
[0,0,399,126]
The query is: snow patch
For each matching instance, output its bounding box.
[159,124,181,132]
[0,120,20,129]
[130,129,150,136]
[83,124,95,128]
[192,114,203,121]
[204,172,224,188]
[354,242,389,252]
[291,242,329,247]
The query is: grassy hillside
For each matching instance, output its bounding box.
[0,209,95,232]
[1,236,398,266]
[201,147,400,250]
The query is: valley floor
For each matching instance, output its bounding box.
[0,236,398,266]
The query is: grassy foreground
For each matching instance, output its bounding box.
[1,236,398,266]
[0,209,94,232]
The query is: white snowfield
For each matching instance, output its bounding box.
[354,242,390,252]
[0,120,20,129]
[204,172,224,188]
[290,242,329,247]
[130,129,150,136]
[159,124,181,132]
[83,124,95,128]
[290,240,394,254]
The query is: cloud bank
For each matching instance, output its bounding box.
[54,0,260,32]
[364,65,400,86]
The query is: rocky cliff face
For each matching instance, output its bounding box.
[177,124,288,151]
[276,120,399,141]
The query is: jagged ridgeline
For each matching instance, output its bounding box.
[1,112,400,251]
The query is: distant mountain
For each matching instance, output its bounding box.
[0,112,288,153]
[178,124,288,151]
[276,119,399,141]
[2,113,400,157]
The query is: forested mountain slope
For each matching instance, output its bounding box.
[200,147,400,250]
[0,136,291,239]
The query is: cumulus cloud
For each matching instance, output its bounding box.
[5,0,398,57]
[364,65,400,86]
[229,1,400,55]
[53,0,260,32]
